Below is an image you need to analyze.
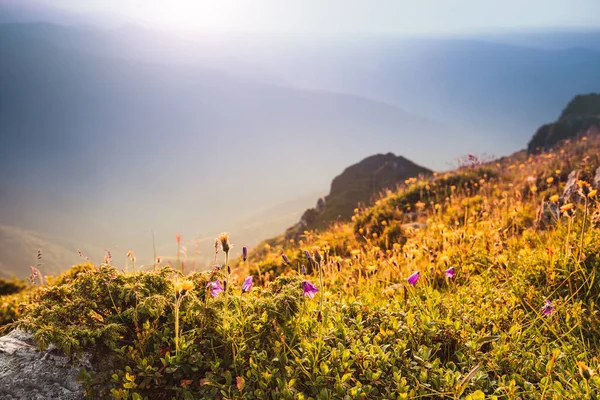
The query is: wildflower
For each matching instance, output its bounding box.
[445,267,455,279]
[588,189,597,198]
[282,254,290,265]
[218,232,231,253]
[207,280,224,297]
[577,180,589,189]
[304,250,312,261]
[176,234,182,244]
[241,276,253,293]
[577,361,594,380]
[547,177,554,184]
[242,246,248,262]
[302,281,319,299]
[560,203,574,215]
[407,271,420,286]
[300,264,306,275]
[174,280,193,294]
[541,300,555,316]
[27,266,44,287]
[549,194,559,203]
[104,249,112,264]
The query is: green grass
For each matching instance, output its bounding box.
[1,135,600,399]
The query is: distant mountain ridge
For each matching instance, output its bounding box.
[284,153,432,240]
[1,23,449,277]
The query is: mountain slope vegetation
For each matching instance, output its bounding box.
[2,130,600,398]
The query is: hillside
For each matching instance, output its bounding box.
[2,132,599,398]
[528,93,600,153]
[0,224,105,279]
[283,153,432,241]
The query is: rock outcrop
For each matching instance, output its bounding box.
[0,329,87,400]
[527,93,600,154]
[284,153,432,240]
[561,170,580,202]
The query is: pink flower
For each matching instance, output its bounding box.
[445,267,455,279]
[407,271,420,286]
[207,280,224,297]
[541,300,554,316]
[302,281,319,299]
[241,276,253,293]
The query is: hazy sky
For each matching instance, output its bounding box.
[19,0,600,34]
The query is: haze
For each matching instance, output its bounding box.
[1,0,600,276]
[5,0,599,34]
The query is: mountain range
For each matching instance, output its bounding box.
[2,11,600,277]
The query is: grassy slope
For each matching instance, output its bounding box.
[2,135,600,399]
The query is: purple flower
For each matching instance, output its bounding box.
[407,271,420,286]
[300,264,307,275]
[541,300,555,316]
[241,276,253,293]
[242,246,248,262]
[282,254,290,265]
[207,280,224,297]
[304,250,312,261]
[445,267,455,279]
[302,280,319,299]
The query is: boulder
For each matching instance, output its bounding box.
[561,170,579,202]
[0,329,88,400]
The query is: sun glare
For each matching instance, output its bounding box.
[147,1,238,31]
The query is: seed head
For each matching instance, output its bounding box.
[218,232,231,253]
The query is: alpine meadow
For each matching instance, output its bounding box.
[1,1,600,399]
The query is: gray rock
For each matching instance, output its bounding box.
[536,201,560,229]
[0,329,88,400]
[561,170,579,202]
